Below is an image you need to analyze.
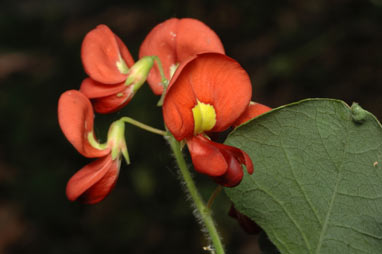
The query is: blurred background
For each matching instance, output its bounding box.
[0,0,381,253]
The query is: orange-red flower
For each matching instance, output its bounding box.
[139,18,225,95]
[58,90,129,204]
[233,101,272,127]
[80,25,153,113]
[163,53,253,187]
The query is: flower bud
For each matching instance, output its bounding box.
[125,56,154,92]
[107,120,130,164]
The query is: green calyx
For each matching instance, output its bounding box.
[125,56,154,92]
[107,120,130,164]
[87,132,108,150]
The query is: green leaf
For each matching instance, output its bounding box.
[225,98,382,254]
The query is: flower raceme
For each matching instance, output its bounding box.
[58,90,129,204]
[139,18,225,95]
[80,24,154,114]
[59,21,270,199]
[163,53,254,187]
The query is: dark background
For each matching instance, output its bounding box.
[0,0,381,253]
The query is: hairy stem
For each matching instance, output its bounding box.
[167,134,225,254]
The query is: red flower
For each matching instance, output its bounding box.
[139,18,225,95]
[233,101,272,127]
[187,135,253,187]
[58,90,129,204]
[80,24,153,113]
[163,53,253,187]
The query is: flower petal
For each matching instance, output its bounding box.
[212,148,244,187]
[212,141,253,174]
[80,160,120,204]
[186,135,253,186]
[176,18,224,61]
[66,154,120,204]
[209,140,253,186]
[80,78,127,98]
[81,24,133,84]
[139,18,178,95]
[233,102,272,127]
[115,34,135,68]
[92,85,134,114]
[58,90,109,157]
[186,135,228,176]
[162,56,198,140]
[139,18,224,95]
[163,53,252,139]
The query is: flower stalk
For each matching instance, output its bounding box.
[120,117,166,136]
[167,134,225,254]
[152,56,169,107]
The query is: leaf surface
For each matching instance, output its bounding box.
[225,99,382,254]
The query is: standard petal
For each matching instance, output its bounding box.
[162,56,198,140]
[163,53,252,138]
[188,53,252,132]
[139,18,179,95]
[80,78,127,98]
[66,154,120,204]
[92,85,134,114]
[176,18,224,61]
[81,24,129,84]
[139,18,224,95]
[186,135,227,176]
[58,90,109,158]
[233,102,272,127]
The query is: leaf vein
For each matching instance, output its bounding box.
[251,177,312,253]
[331,223,382,240]
[314,107,349,253]
[315,175,341,254]
[279,136,323,227]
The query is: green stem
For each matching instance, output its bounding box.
[120,117,166,136]
[167,134,225,254]
[152,56,169,107]
[152,56,168,85]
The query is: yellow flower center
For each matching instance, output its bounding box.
[192,100,217,135]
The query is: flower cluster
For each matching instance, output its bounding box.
[58,90,129,204]
[58,18,270,204]
[80,24,154,114]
